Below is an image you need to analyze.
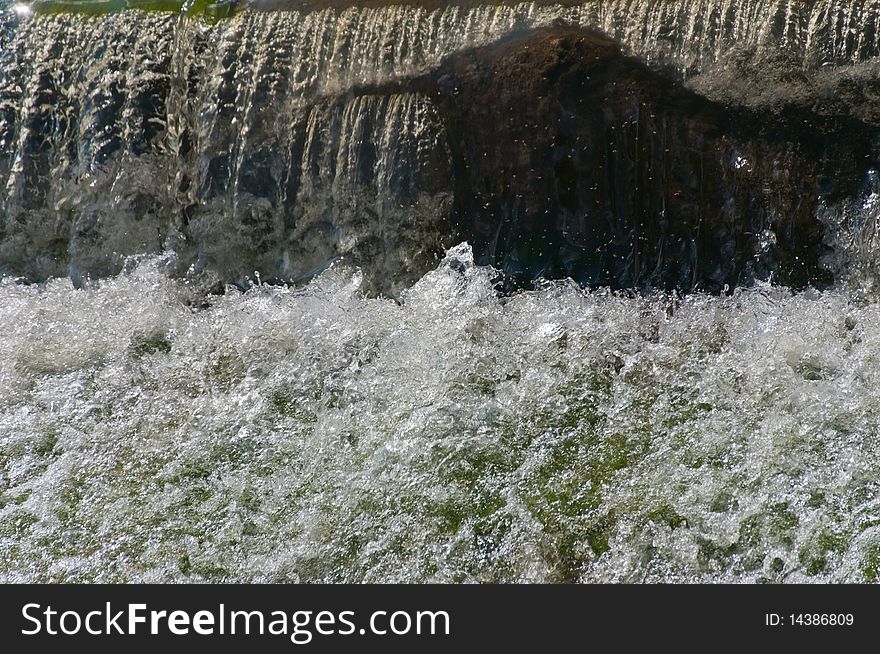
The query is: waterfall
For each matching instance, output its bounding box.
[180,90,452,295]
[4,1,880,585]
[0,11,177,281]
[1,1,879,288]
[576,0,880,73]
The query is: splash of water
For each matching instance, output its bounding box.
[2,1,880,583]
[1,244,880,582]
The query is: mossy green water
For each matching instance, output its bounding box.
[3,0,590,15]
[1,248,880,582]
[4,0,241,20]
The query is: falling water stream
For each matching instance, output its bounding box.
[2,1,880,582]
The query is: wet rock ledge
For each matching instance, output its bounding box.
[392,25,876,291]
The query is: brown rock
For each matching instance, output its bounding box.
[412,25,874,290]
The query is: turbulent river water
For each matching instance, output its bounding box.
[4,246,880,583]
[3,0,880,583]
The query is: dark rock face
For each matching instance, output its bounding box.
[411,26,876,291]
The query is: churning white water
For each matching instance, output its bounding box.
[2,243,880,583]
[3,0,880,584]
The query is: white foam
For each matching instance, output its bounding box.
[1,244,879,582]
